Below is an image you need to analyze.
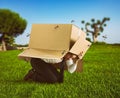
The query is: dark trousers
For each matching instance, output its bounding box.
[25,58,64,83]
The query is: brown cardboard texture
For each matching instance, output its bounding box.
[18,24,91,60]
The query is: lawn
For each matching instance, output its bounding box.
[0,44,120,98]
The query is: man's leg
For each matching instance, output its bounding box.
[30,58,60,83]
[58,59,65,83]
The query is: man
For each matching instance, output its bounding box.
[24,52,78,83]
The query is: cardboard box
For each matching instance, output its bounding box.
[18,24,91,71]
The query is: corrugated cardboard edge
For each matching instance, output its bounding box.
[18,48,68,60]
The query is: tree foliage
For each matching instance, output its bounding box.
[0,9,27,50]
[81,17,110,43]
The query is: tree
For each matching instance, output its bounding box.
[0,35,15,45]
[0,9,27,51]
[81,17,110,43]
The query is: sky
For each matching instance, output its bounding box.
[1,0,120,44]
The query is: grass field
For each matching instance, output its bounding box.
[0,44,120,98]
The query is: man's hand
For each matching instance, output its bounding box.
[64,53,79,73]
[64,53,78,62]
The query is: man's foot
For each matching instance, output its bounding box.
[24,69,35,81]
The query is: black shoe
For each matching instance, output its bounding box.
[24,69,35,81]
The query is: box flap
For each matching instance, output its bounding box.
[69,38,91,59]
[78,29,86,39]
[71,25,80,42]
[18,48,67,59]
[70,27,87,49]
[71,25,86,42]
[29,24,72,50]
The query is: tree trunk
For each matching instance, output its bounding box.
[1,36,7,51]
[93,34,98,43]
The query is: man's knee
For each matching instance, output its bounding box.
[29,58,64,83]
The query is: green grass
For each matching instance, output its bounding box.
[0,44,120,98]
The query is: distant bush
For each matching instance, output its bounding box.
[15,44,28,47]
[93,41,106,45]
[112,43,120,46]
[6,45,17,50]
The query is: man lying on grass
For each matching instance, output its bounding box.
[24,52,79,83]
